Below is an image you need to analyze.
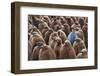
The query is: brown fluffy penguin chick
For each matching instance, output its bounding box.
[44,28,54,45]
[73,38,86,55]
[60,40,76,59]
[39,45,56,60]
[49,38,58,50]
[48,32,59,45]
[29,25,42,36]
[30,42,45,60]
[41,26,49,38]
[75,28,85,41]
[57,30,67,44]
[54,37,63,59]
[38,21,49,32]
[76,49,88,58]
[62,23,70,36]
[30,32,45,50]
[42,16,52,27]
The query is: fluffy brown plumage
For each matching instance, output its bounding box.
[76,49,88,58]
[53,37,63,59]
[60,40,76,59]
[30,42,45,60]
[29,32,45,51]
[44,28,54,45]
[29,25,42,36]
[48,32,59,45]
[39,45,56,60]
[38,21,49,32]
[73,38,86,55]
[57,30,67,44]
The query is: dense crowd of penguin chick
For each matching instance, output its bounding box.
[28,15,88,60]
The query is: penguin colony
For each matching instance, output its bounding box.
[28,15,88,60]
